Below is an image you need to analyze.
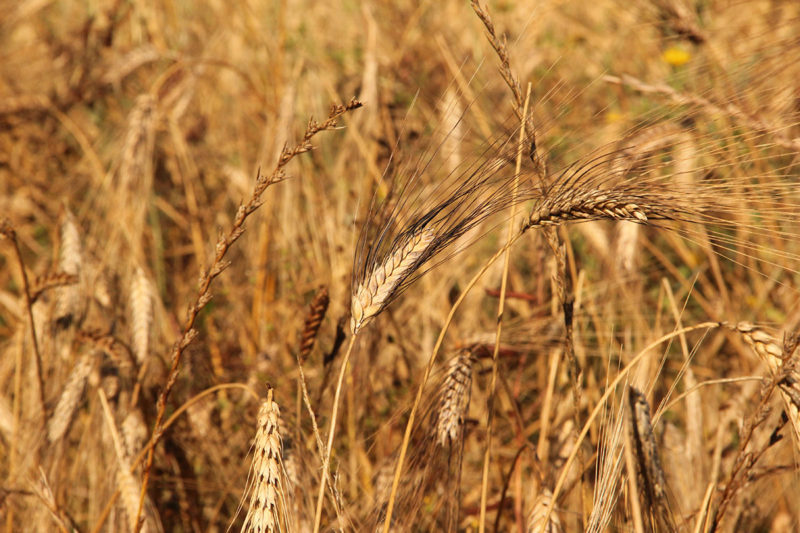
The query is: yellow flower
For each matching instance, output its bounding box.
[605,111,623,124]
[662,47,691,67]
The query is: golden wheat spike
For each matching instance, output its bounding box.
[351,227,435,334]
[242,389,285,533]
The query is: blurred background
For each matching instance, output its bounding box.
[1,0,799,531]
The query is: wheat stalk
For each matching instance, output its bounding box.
[626,387,675,532]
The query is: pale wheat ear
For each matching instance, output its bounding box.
[435,350,474,448]
[54,208,83,328]
[351,226,435,334]
[240,387,287,533]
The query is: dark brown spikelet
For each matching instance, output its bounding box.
[298,286,329,364]
[627,387,675,532]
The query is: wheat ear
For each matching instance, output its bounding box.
[298,286,329,364]
[130,267,154,366]
[47,351,96,442]
[54,208,83,327]
[351,227,435,334]
[242,388,285,533]
[436,351,474,447]
[734,322,800,446]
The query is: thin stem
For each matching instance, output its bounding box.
[381,229,528,533]
[312,334,357,533]
[478,84,531,533]
[541,322,720,527]
[134,100,361,531]
[1,223,46,426]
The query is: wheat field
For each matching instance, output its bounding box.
[1,1,799,532]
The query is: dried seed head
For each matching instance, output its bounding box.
[130,267,154,366]
[627,387,674,531]
[527,489,562,533]
[734,322,800,445]
[351,227,435,334]
[54,209,83,327]
[436,351,474,447]
[47,351,96,442]
[298,286,329,363]
[242,390,285,533]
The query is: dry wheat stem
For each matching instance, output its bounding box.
[543,322,721,528]
[313,334,356,533]
[479,83,531,533]
[0,221,46,427]
[136,100,360,530]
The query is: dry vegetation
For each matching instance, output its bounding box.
[1,0,800,532]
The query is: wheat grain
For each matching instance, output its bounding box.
[242,390,285,533]
[351,227,435,334]
[436,351,474,447]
